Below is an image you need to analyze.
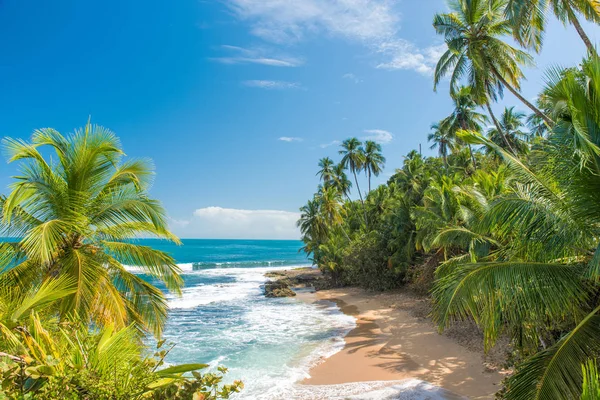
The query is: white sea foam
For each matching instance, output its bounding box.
[167,265,306,309]
[273,380,466,400]
[134,263,459,399]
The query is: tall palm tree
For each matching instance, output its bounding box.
[316,186,350,240]
[428,121,454,166]
[0,122,183,337]
[332,163,352,201]
[363,140,386,192]
[297,198,326,258]
[316,157,335,185]
[433,0,553,126]
[486,106,529,153]
[507,0,600,55]
[444,86,489,166]
[339,138,368,226]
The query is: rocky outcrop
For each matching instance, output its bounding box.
[263,267,332,298]
[264,279,296,298]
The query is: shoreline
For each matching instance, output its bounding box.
[295,286,507,399]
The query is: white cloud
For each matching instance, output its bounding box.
[242,80,302,89]
[342,73,362,83]
[170,207,300,239]
[211,45,303,67]
[225,0,397,43]
[376,42,446,75]
[279,136,303,142]
[224,0,442,75]
[362,129,393,144]
[320,140,340,148]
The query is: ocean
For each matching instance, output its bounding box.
[130,239,356,399]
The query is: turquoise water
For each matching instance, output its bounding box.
[130,239,355,399]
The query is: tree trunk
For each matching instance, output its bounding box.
[368,170,372,193]
[568,7,597,56]
[485,102,517,155]
[467,145,477,170]
[491,67,553,126]
[352,168,368,229]
[460,120,477,169]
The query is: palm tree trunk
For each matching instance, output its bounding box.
[460,121,477,169]
[485,102,517,155]
[352,169,368,228]
[567,7,597,56]
[368,170,372,192]
[467,145,477,169]
[491,67,553,126]
[340,226,351,241]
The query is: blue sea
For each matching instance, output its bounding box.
[129,239,356,399]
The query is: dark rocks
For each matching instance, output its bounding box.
[263,267,333,298]
[264,279,296,298]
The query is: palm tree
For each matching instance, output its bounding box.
[363,140,386,192]
[526,112,549,139]
[339,138,368,226]
[444,86,489,166]
[428,121,454,166]
[486,106,529,154]
[332,163,352,201]
[0,122,183,337]
[506,0,600,55]
[297,199,326,259]
[433,0,553,126]
[316,186,350,240]
[435,58,600,399]
[316,157,335,185]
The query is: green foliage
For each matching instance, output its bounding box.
[0,125,243,399]
[299,24,600,400]
[0,122,183,337]
[581,360,600,400]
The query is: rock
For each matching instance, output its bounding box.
[264,279,296,298]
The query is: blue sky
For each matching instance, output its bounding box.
[1,0,598,239]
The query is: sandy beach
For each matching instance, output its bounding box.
[300,287,507,400]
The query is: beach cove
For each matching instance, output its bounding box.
[297,286,506,399]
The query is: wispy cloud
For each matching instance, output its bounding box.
[342,73,362,83]
[211,45,303,67]
[278,136,303,142]
[242,80,302,89]
[169,207,300,239]
[224,0,443,75]
[320,140,340,148]
[376,42,446,75]
[362,129,393,144]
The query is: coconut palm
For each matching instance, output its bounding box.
[506,0,600,55]
[526,112,549,139]
[433,0,552,126]
[444,86,489,166]
[434,57,600,399]
[316,186,350,240]
[363,140,386,192]
[428,121,454,166]
[486,106,530,154]
[0,122,183,337]
[339,138,368,226]
[332,163,352,201]
[297,199,326,258]
[316,157,335,185]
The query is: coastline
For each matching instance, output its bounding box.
[295,286,508,399]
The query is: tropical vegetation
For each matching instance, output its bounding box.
[0,123,242,399]
[298,0,600,397]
